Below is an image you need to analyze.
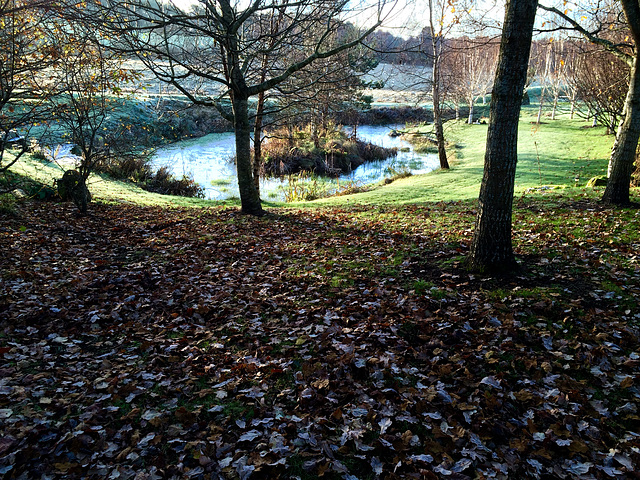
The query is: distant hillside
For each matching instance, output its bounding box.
[363,63,432,91]
[362,63,433,106]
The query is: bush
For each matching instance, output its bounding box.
[98,153,205,198]
[101,155,153,182]
[57,170,91,213]
[0,193,17,215]
[145,167,205,198]
[28,139,47,161]
[281,173,325,202]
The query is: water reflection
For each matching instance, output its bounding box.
[152,125,438,201]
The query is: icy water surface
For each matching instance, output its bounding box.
[152,125,439,201]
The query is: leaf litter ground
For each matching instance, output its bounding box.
[1,198,639,479]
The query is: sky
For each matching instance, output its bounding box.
[163,0,506,38]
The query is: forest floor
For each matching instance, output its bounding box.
[1,192,640,479]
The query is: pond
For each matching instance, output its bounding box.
[152,125,439,201]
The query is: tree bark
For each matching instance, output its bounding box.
[536,94,544,124]
[253,91,266,196]
[468,0,538,273]
[433,93,450,169]
[429,0,449,170]
[603,54,640,205]
[233,95,264,215]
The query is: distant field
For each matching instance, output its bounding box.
[123,60,433,106]
[363,63,432,106]
[363,63,432,91]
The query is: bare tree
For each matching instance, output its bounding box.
[428,0,451,169]
[560,40,583,119]
[545,39,569,120]
[569,43,629,133]
[85,0,392,215]
[445,36,499,124]
[540,0,640,205]
[52,20,140,213]
[530,39,554,124]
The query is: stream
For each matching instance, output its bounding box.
[152,125,439,201]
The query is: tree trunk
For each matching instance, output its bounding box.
[433,85,449,169]
[468,97,475,124]
[603,55,640,204]
[468,0,538,273]
[602,0,640,205]
[233,95,264,215]
[606,115,616,136]
[536,89,544,124]
[253,91,266,196]
[429,0,449,170]
[570,96,576,119]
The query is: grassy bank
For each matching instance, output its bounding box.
[4,152,219,208]
[304,108,616,207]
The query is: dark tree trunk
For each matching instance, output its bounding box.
[603,54,640,205]
[468,0,538,273]
[233,96,263,215]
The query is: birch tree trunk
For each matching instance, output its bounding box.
[603,53,640,205]
[429,0,449,170]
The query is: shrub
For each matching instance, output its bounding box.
[101,155,154,182]
[28,139,47,161]
[0,193,17,215]
[281,173,326,202]
[145,167,205,198]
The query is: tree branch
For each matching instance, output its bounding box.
[538,4,633,66]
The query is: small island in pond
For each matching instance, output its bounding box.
[261,126,397,177]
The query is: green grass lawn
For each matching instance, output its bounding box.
[306,107,615,207]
